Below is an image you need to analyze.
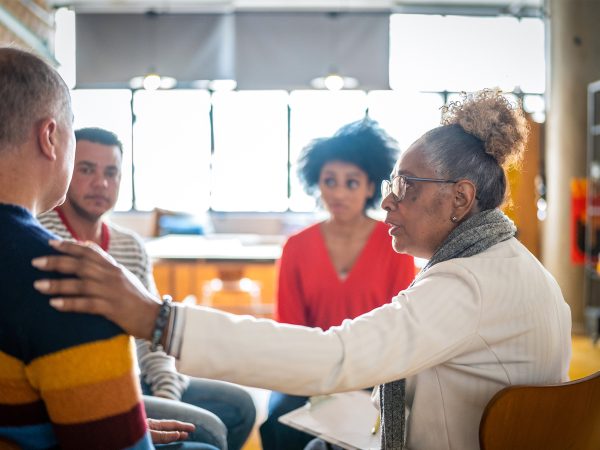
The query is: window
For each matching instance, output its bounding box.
[389,14,545,94]
[133,90,211,212]
[67,14,546,214]
[367,91,444,152]
[211,91,289,211]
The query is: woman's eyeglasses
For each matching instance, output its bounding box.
[381,175,458,202]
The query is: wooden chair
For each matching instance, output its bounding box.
[479,371,600,450]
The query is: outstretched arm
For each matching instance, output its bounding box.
[133,244,190,401]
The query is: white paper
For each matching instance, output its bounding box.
[278,390,380,450]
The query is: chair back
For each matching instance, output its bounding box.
[479,371,600,450]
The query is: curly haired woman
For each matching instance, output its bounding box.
[261,120,415,450]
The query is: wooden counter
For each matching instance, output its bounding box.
[147,234,282,317]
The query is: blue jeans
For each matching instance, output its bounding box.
[157,443,219,450]
[143,377,256,450]
[259,392,313,450]
[158,443,219,450]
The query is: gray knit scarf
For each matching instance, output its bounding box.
[379,208,516,450]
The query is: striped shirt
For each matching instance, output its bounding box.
[38,209,189,400]
[0,203,152,450]
[39,208,154,291]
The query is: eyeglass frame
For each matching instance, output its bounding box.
[381,175,458,203]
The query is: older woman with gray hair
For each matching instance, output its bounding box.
[34,89,571,450]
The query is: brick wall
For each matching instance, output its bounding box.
[0,0,54,59]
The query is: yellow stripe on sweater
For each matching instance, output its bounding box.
[25,335,135,391]
[0,351,40,404]
[0,378,41,404]
[43,370,142,424]
[0,351,26,379]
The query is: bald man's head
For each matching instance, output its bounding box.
[0,47,72,151]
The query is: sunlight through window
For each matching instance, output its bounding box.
[211,91,289,211]
[133,90,211,212]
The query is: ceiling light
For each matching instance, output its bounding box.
[142,73,161,90]
[207,79,237,91]
[129,73,177,90]
[310,72,359,91]
[309,13,360,91]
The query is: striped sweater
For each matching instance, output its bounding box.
[38,209,189,401]
[0,203,152,449]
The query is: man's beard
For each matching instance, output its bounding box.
[69,197,105,223]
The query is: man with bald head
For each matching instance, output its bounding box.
[0,48,215,450]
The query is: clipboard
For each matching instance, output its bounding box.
[278,390,380,450]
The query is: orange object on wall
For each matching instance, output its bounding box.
[571,178,587,264]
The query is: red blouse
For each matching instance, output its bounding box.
[275,221,415,330]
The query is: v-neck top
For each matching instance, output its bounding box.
[275,221,415,330]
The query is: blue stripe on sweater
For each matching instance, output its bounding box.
[124,431,153,450]
[0,422,56,449]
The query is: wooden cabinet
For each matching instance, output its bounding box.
[147,234,281,318]
[153,259,277,318]
[505,115,543,257]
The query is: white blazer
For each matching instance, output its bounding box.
[173,238,572,450]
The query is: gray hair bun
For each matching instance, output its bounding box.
[441,89,530,167]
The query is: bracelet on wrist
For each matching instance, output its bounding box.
[150,295,172,352]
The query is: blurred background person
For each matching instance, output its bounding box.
[260,119,415,450]
[38,127,256,450]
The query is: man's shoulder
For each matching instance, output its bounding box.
[1,214,61,265]
[107,221,145,245]
[37,209,71,240]
[37,209,60,226]
[106,222,150,268]
[0,266,124,364]
[105,222,146,254]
